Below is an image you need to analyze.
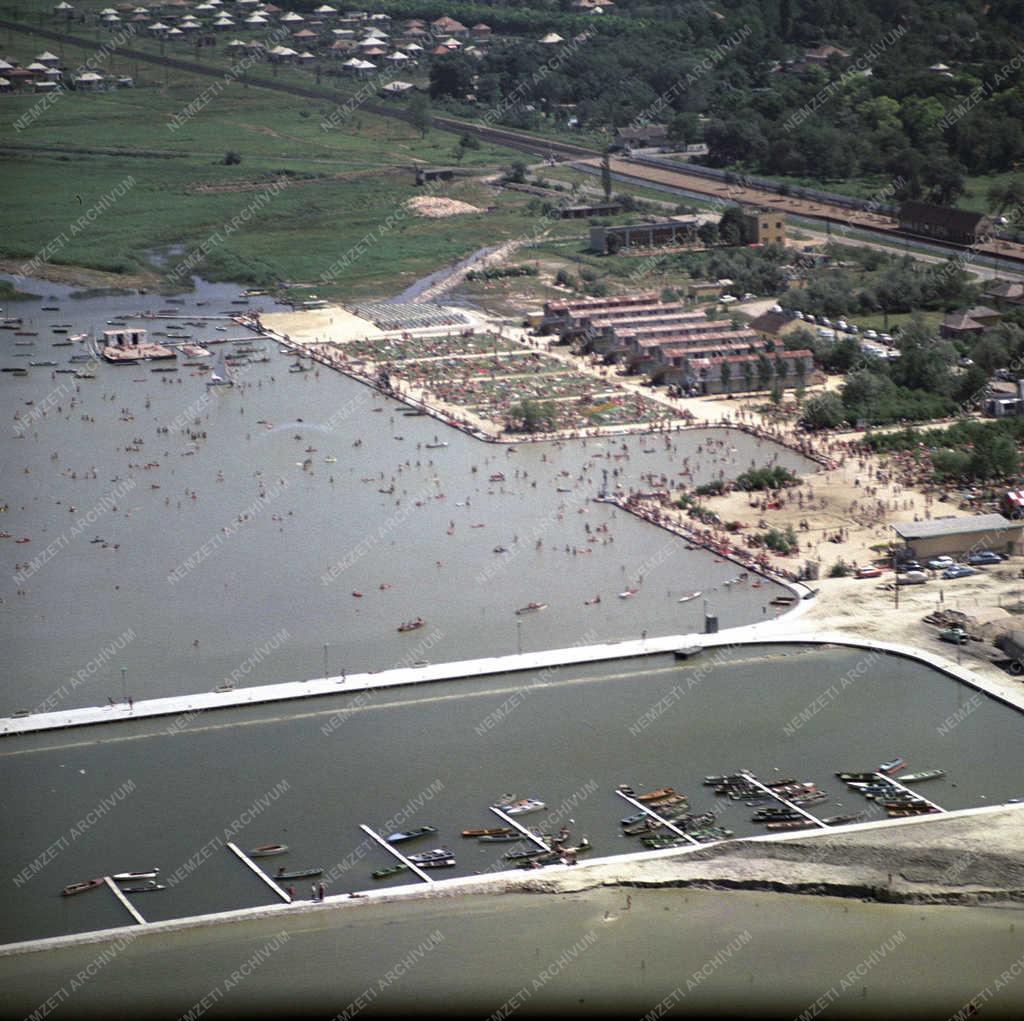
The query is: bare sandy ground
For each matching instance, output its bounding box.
[259,305,384,345]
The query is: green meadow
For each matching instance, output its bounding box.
[1,30,543,299]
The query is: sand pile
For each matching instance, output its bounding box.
[405,196,481,217]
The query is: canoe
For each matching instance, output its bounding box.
[677,591,701,602]
[112,869,160,882]
[895,769,945,783]
[273,867,324,881]
[386,826,438,844]
[248,844,288,857]
[61,878,105,896]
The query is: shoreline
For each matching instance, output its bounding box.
[2,803,1020,958]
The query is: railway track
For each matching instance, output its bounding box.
[6,17,1021,266]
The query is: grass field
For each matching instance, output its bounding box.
[0,27,558,298]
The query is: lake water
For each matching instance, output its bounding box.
[2,643,1022,946]
[0,274,812,712]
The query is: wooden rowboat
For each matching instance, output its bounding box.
[62,878,105,896]
[248,844,288,857]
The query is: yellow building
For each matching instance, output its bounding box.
[741,208,786,245]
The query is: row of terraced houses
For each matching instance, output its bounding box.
[539,293,816,397]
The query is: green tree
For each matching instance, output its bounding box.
[720,359,732,394]
[428,52,475,100]
[718,205,748,246]
[756,352,772,391]
[800,391,846,429]
[408,92,432,139]
[601,147,613,203]
[742,360,754,393]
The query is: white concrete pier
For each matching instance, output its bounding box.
[226,843,293,903]
[489,806,550,851]
[102,876,147,925]
[359,824,433,884]
[739,772,828,829]
[615,789,700,845]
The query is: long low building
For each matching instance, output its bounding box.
[892,514,1024,559]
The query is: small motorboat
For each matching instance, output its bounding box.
[248,844,288,857]
[493,546,509,554]
[878,757,905,775]
[386,826,438,844]
[324,456,337,463]
[461,827,513,838]
[406,847,455,864]
[515,602,547,615]
[415,857,456,870]
[397,618,425,632]
[122,881,166,893]
[425,441,448,449]
[352,591,363,598]
[477,832,528,843]
[504,798,546,816]
[61,878,105,896]
[618,588,639,599]
[274,867,324,881]
[112,869,160,882]
[677,591,701,602]
[584,596,601,605]
[489,473,505,482]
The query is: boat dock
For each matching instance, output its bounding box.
[872,772,948,813]
[359,825,434,884]
[489,807,551,851]
[615,789,701,845]
[738,772,829,829]
[226,843,293,903]
[102,876,147,925]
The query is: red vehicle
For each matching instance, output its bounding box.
[854,565,883,579]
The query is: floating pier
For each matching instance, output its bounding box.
[489,806,551,851]
[102,876,147,925]
[738,772,828,829]
[615,789,701,845]
[359,825,434,884]
[226,843,293,903]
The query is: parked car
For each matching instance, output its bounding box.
[792,310,804,319]
[879,332,893,343]
[897,559,922,571]
[896,570,928,584]
[942,565,976,579]
[966,551,1003,565]
[847,324,859,334]
[863,329,878,339]
[805,314,817,324]
[938,626,968,645]
[926,556,955,569]
[854,565,883,578]
[959,356,974,367]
